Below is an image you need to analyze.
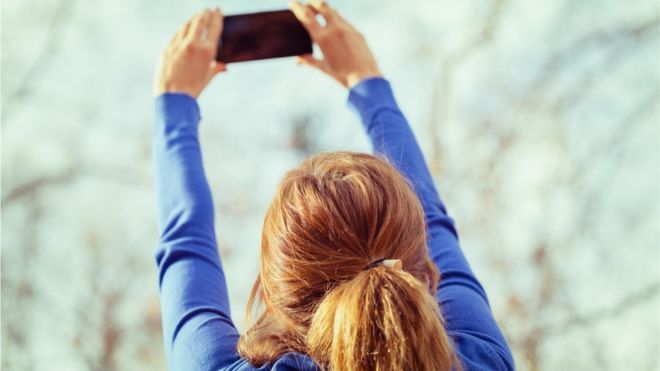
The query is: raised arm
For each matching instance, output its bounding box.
[152,9,241,370]
[291,1,514,369]
[347,78,514,370]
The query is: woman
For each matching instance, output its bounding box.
[152,1,514,370]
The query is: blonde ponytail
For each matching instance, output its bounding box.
[238,152,461,369]
[307,265,462,371]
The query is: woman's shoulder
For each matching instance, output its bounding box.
[223,352,321,371]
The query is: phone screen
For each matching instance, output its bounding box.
[216,10,313,63]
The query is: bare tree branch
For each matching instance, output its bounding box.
[521,16,660,111]
[542,281,660,336]
[1,167,79,205]
[2,0,76,124]
[428,0,509,173]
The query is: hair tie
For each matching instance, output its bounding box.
[363,258,402,271]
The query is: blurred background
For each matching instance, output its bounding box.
[2,0,659,370]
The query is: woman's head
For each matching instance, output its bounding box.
[238,151,460,370]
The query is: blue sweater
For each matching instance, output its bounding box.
[153,77,515,370]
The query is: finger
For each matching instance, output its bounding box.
[170,17,193,45]
[289,1,322,37]
[296,54,326,72]
[321,1,350,27]
[183,10,204,40]
[190,9,212,41]
[309,0,336,23]
[206,8,222,48]
[217,7,225,38]
[209,61,227,75]
[199,9,214,41]
[179,13,197,40]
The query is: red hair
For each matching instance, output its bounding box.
[237,151,461,370]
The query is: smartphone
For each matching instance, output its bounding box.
[217,10,313,63]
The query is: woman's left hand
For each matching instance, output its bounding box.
[154,8,226,98]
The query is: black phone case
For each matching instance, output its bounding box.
[217,10,313,63]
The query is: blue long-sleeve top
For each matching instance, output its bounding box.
[153,77,515,370]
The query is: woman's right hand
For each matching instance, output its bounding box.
[154,8,226,98]
[290,0,382,89]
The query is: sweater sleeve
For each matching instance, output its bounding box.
[348,78,515,370]
[152,93,242,371]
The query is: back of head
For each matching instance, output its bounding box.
[238,151,461,370]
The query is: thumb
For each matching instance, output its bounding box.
[209,61,227,75]
[296,54,326,72]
